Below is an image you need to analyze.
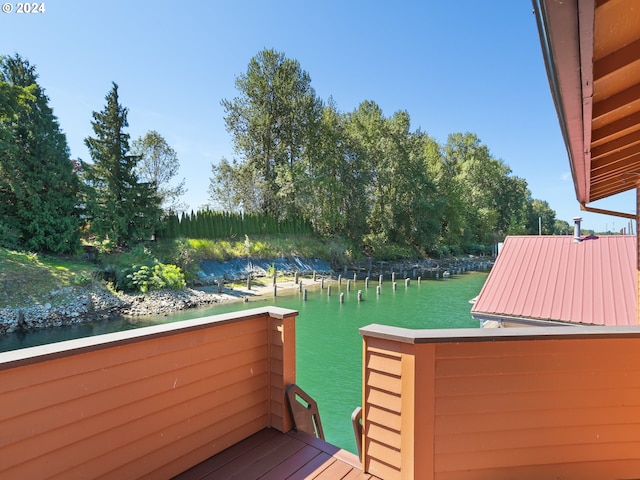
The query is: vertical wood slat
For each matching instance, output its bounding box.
[268,313,296,433]
[363,336,398,479]
[0,307,298,479]
[413,343,435,480]
[362,337,436,480]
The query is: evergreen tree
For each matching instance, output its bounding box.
[0,55,81,253]
[82,83,161,247]
[164,212,179,238]
[179,211,188,237]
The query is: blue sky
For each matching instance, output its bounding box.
[1,0,635,233]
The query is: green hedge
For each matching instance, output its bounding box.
[159,210,312,239]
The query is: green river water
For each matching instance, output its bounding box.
[0,271,488,454]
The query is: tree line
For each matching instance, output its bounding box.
[210,49,571,255]
[1,51,571,257]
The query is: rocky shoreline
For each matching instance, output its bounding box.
[0,286,238,334]
[0,256,492,335]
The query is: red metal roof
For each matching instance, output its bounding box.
[472,235,637,326]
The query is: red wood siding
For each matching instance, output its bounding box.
[0,307,297,479]
[361,325,640,480]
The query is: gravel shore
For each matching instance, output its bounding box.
[0,278,307,334]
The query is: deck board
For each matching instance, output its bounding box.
[257,445,324,480]
[173,428,380,480]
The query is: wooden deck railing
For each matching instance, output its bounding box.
[0,306,298,479]
[359,324,640,480]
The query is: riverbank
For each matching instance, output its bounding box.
[0,256,492,334]
[0,275,320,334]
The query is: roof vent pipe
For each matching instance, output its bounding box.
[573,217,582,243]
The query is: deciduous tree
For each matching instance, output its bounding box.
[441,133,537,246]
[131,130,187,213]
[221,48,323,217]
[208,157,262,213]
[343,102,442,251]
[527,199,556,235]
[299,100,369,240]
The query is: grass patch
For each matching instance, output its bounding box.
[0,233,376,307]
[0,249,97,308]
[138,234,359,279]
[181,234,353,261]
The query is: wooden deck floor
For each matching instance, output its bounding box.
[173,428,380,480]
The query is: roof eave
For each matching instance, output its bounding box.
[533,0,594,204]
[471,311,596,328]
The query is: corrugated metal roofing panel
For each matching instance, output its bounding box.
[471,235,637,326]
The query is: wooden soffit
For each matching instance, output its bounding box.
[534,0,640,203]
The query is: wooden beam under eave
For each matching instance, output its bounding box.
[590,142,640,171]
[594,0,640,61]
[592,111,640,146]
[592,83,640,121]
[592,61,640,110]
[591,163,640,188]
[591,157,640,191]
[591,184,631,201]
[593,40,640,80]
[589,167,640,199]
[590,180,637,202]
[591,129,640,159]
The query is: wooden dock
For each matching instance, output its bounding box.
[174,428,379,480]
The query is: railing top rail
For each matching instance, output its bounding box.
[359,324,640,344]
[1,306,298,369]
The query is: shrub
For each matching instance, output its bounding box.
[462,243,489,256]
[116,258,186,293]
[430,245,451,258]
[152,262,186,290]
